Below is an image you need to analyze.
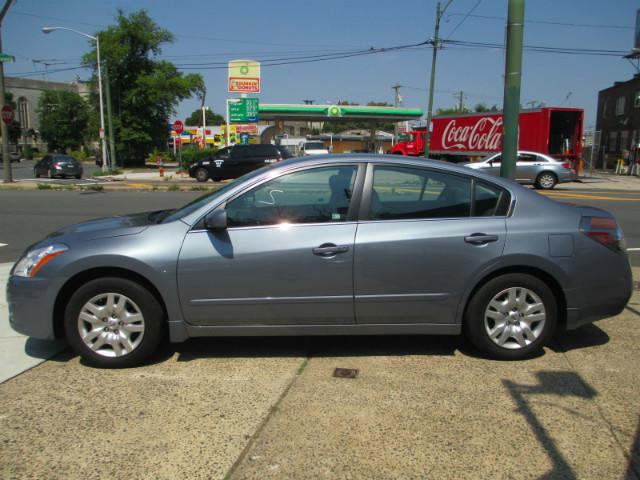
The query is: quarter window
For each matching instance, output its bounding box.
[475,182,508,217]
[226,166,358,227]
[370,166,471,220]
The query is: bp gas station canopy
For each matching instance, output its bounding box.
[258,104,423,122]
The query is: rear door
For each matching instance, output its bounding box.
[514,153,540,183]
[353,164,508,325]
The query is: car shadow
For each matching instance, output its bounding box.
[162,334,461,364]
[549,323,610,354]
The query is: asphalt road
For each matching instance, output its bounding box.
[0,188,640,265]
[0,190,201,262]
[0,159,100,181]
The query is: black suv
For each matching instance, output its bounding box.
[189,144,290,182]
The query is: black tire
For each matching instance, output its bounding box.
[195,168,209,183]
[75,174,82,180]
[212,177,222,182]
[535,171,557,190]
[464,273,557,360]
[64,277,166,368]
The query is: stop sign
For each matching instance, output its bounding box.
[1,105,13,125]
[173,120,184,134]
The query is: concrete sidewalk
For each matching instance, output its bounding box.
[0,262,66,384]
[1,270,639,478]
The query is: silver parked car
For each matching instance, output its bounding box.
[464,151,576,189]
[8,155,631,367]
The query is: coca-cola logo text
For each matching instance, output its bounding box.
[441,117,503,151]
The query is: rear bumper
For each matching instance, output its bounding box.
[564,256,632,330]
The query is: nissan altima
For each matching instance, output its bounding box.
[8,155,632,367]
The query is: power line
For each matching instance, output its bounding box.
[445,0,483,40]
[445,39,628,56]
[445,13,633,30]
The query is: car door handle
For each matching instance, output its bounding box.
[312,243,350,256]
[464,233,499,245]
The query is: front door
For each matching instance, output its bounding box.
[354,164,507,325]
[177,164,362,326]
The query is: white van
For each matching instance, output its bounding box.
[300,141,329,155]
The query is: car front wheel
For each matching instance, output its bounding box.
[64,277,165,368]
[535,172,557,190]
[464,273,556,360]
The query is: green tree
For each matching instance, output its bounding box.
[185,108,225,126]
[36,90,90,152]
[82,10,204,166]
[474,103,500,113]
[435,106,470,116]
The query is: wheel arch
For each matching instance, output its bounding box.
[52,267,168,338]
[461,265,567,331]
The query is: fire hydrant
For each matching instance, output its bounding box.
[156,155,164,177]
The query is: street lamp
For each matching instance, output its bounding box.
[42,26,108,172]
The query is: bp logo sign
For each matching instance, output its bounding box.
[327,106,342,117]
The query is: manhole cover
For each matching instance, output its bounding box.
[333,368,359,379]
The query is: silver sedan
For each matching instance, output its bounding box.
[8,154,631,367]
[463,151,576,189]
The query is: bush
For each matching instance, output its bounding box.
[69,150,88,162]
[179,146,217,168]
[148,148,174,165]
[23,145,34,160]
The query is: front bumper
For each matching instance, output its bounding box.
[7,274,60,340]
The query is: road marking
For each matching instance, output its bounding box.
[542,191,640,201]
[627,248,640,252]
[0,243,6,248]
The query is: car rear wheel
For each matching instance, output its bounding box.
[64,277,165,368]
[195,168,209,183]
[75,174,82,179]
[535,172,557,190]
[464,273,556,360]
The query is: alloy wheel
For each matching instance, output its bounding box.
[77,292,145,357]
[483,287,546,350]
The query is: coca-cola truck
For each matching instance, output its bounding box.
[391,107,583,164]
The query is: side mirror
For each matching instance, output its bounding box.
[204,209,227,230]
[488,160,493,166]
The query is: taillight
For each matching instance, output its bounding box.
[580,216,626,252]
[561,162,571,170]
[53,162,62,168]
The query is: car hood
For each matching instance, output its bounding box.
[47,210,166,240]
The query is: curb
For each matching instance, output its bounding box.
[0,181,221,193]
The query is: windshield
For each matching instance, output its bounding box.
[305,142,325,150]
[160,166,271,223]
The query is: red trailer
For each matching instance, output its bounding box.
[391,107,584,165]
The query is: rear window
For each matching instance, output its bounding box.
[276,146,292,158]
[53,155,76,164]
[233,145,277,158]
[304,142,325,150]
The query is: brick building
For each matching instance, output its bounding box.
[596,74,640,166]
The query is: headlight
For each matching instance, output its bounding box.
[12,244,68,278]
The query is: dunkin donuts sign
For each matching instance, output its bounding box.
[434,115,504,152]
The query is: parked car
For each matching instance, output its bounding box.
[300,141,329,155]
[0,150,21,162]
[8,154,631,367]
[34,154,83,179]
[463,151,575,189]
[189,144,284,182]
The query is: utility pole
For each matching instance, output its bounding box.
[424,0,453,159]
[455,90,465,111]
[104,67,116,168]
[500,0,525,179]
[392,83,402,145]
[0,0,14,183]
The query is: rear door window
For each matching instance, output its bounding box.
[370,166,471,220]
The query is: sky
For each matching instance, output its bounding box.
[2,0,638,129]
